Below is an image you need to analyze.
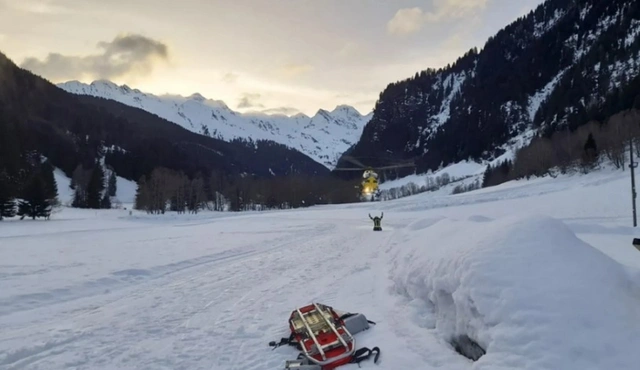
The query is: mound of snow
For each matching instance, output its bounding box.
[389,213,640,370]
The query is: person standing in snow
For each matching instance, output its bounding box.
[369,212,383,231]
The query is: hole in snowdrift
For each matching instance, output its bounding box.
[449,334,486,361]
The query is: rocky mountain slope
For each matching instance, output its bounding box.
[58,80,373,169]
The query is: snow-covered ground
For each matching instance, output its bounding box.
[378,129,537,194]
[378,159,486,192]
[2,168,640,369]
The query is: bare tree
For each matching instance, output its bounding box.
[187,174,206,213]
[71,165,92,208]
[600,112,629,169]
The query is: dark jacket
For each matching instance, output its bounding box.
[369,212,383,228]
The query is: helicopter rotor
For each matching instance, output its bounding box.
[333,155,416,171]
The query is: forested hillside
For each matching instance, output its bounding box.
[337,0,640,179]
[0,51,360,217]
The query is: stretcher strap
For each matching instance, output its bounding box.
[350,346,381,366]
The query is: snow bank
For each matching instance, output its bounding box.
[389,213,640,370]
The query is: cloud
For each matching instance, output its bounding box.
[387,0,490,35]
[387,8,426,36]
[2,0,74,14]
[221,72,239,83]
[20,33,169,82]
[337,42,361,58]
[237,93,264,109]
[260,107,301,116]
[278,63,313,78]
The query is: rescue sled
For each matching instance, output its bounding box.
[269,302,380,370]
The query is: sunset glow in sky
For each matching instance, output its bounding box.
[0,0,544,116]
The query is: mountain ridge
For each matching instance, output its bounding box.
[337,0,640,178]
[57,80,373,169]
[0,50,330,190]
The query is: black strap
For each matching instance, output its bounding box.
[350,346,381,366]
[269,333,299,350]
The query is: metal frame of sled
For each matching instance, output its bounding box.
[290,303,356,367]
[271,302,380,370]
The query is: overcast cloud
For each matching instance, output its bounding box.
[20,34,169,82]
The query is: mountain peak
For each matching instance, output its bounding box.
[292,112,310,119]
[56,79,373,169]
[188,92,206,102]
[91,79,118,89]
[332,104,359,113]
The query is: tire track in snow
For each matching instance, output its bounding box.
[0,222,336,321]
[0,220,340,370]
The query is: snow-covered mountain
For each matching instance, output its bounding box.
[57,80,373,169]
[339,0,640,175]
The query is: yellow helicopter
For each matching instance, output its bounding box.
[334,156,415,201]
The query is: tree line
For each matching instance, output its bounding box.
[69,162,118,209]
[134,168,362,214]
[482,107,640,187]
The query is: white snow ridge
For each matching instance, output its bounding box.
[57,80,373,169]
[391,213,640,370]
[2,169,640,369]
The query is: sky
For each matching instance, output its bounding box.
[0,0,545,117]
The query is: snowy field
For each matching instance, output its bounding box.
[2,168,640,369]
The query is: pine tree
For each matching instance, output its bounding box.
[86,165,105,209]
[481,164,492,188]
[0,179,16,220]
[71,165,90,208]
[72,187,85,208]
[100,193,111,209]
[40,160,59,206]
[134,176,147,211]
[107,171,117,197]
[0,170,16,220]
[581,132,599,171]
[17,175,51,220]
[0,196,15,220]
